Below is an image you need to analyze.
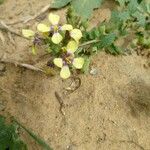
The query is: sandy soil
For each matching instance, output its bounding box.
[0,0,150,150]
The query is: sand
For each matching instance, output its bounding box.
[0,0,150,150]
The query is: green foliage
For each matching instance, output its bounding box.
[80,0,149,56]
[116,0,150,49]
[0,116,53,150]
[136,30,150,48]
[82,24,119,55]
[25,0,150,76]
[106,44,122,55]
[95,33,117,49]
[128,0,139,14]
[51,0,102,20]
[51,0,72,8]
[114,0,150,28]
[0,0,4,4]
[0,116,27,150]
[15,119,52,150]
[111,10,130,24]
[81,57,91,74]
[71,0,102,20]
[115,0,129,7]
[49,0,150,76]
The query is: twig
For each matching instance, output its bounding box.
[23,5,51,23]
[55,92,65,116]
[20,63,45,73]
[79,39,101,47]
[0,20,28,39]
[7,20,24,26]
[0,59,45,73]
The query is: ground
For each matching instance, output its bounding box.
[0,0,150,150]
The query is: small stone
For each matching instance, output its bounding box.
[67,144,77,150]
[90,67,99,76]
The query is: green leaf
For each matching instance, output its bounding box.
[83,25,105,41]
[89,27,101,39]
[0,116,52,150]
[0,116,27,150]
[0,0,4,5]
[71,0,102,20]
[115,0,129,7]
[82,57,91,74]
[116,0,124,7]
[51,0,72,8]
[32,46,36,55]
[133,11,146,26]
[128,0,139,14]
[14,120,53,150]
[96,33,117,49]
[139,1,150,14]
[106,44,122,55]
[138,35,150,48]
[119,11,130,22]
[51,0,102,19]
[111,11,130,23]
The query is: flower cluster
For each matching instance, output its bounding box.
[54,41,84,79]
[22,13,84,79]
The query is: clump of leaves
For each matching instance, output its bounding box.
[0,116,52,150]
[22,0,150,79]
[113,0,150,47]
[22,13,84,79]
[51,0,103,20]
[0,116,27,150]
[0,0,4,5]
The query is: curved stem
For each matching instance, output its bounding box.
[79,39,101,47]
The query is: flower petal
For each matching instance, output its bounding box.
[60,66,71,79]
[73,57,84,69]
[61,24,73,31]
[32,46,36,55]
[49,13,60,25]
[70,29,82,42]
[54,58,63,68]
[51,33,63,44]
[22,29,35,38]
[67,40,78,53]
[37,23,50,32]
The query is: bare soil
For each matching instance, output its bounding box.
[0,0,150,150]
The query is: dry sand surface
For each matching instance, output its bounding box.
[0,0,150,150]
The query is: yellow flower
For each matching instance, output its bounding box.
[70,29,82,42]
[22,29,35,38]
[22,29,43,55]
[53,41,84,79]
[37,13,73,44]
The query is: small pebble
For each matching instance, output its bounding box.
[90,67,99,76]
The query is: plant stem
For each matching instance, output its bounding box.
[0,20,28,39]
[79,39,101,47]
[0,59,45,73]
